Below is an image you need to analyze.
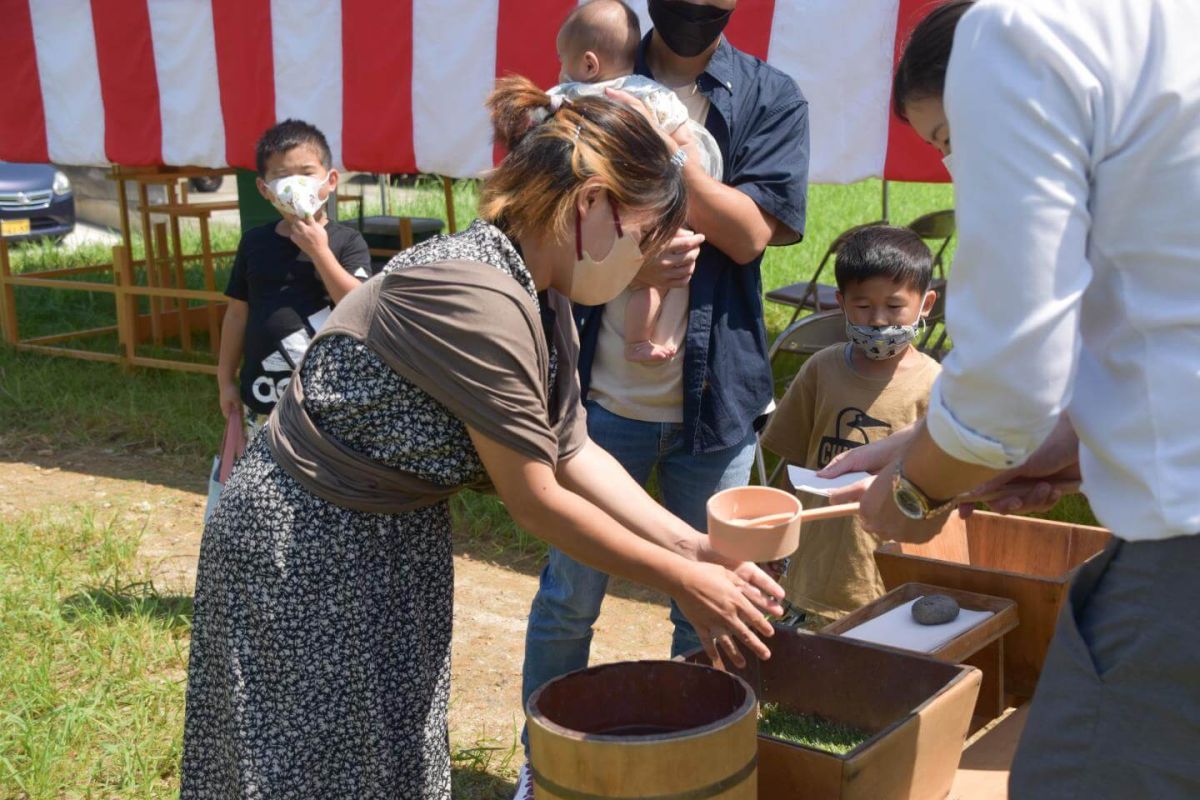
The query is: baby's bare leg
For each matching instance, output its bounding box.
[625,286,676,362]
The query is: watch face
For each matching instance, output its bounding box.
[894,487,926,520]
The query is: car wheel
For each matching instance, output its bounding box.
[190,176,223,193]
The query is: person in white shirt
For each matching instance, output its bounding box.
[824,0,1200,796]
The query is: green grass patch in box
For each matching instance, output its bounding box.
[757,703,871,755]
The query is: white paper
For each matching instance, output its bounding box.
[787,465,873,497]
[840,598,994,654]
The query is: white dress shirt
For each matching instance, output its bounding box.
[927,0,1200,541]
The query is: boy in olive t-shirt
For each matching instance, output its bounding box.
[761,226,963,622]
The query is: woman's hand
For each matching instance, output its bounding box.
[603,87,703,168]
[674,561,778,670]
[637,228,704,290]
[692,536,786,619]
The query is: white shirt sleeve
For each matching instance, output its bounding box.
[928,2,1096,469]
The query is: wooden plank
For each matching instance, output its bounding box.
[113,169,133,255]
[121,286,226,302]
[17,263,114,279]
[113,246,138,366]
[130,355,218,375]
[4,276,118,293]
[0,238,18,344]
[22,325,119,345]
[15,343,122,364]
[198,216,220,353]
[135,201,238,216]
[443,175,457,233]
[156,221,192,352]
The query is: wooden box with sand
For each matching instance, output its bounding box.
[685,624,981,800]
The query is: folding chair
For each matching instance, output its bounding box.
[754,308,848,486]
[907,209,955,280]
[764,220,886,327]
[917,279,951,360]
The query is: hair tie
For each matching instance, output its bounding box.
[670,148,689,169]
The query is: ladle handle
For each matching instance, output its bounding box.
[797,502,861,522]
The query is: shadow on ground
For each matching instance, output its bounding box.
[61,581,194,629]
[451,766,517,799]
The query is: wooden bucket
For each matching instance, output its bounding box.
[526,660,758,799]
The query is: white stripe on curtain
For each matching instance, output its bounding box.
[147,0,227,167]
[769,0,899,183]
[412,0,501,177]
[271,0,344,169]
[28,0,107,165]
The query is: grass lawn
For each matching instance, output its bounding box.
[0,177,1096,797]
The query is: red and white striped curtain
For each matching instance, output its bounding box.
[0,0,947,184]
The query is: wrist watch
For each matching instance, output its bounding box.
[891,462,958,520]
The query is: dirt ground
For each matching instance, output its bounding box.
[0,443,673,752]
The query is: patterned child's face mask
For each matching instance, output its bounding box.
[845,313,927,360]
[266,173,329,219]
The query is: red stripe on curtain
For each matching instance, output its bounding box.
[342,0,416,173]
[212,0,275,171]
[494,0,577,164]
[723,0,776,61]
[0,0,49,164]
[90,0,162,165]
[883,0,950,183]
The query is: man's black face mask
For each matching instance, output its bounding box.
[648,0,732,58]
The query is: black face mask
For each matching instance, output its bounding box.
[648,0,732,58]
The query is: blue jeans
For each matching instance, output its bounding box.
[521,401,757,719]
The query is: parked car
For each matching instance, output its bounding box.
[0,162,75,243]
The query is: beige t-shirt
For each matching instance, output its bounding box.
[761,344,950,618]
[588,83,712,423]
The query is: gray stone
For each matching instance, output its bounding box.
[912,594,960,625]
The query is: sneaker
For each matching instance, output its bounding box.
[513,763,534,800]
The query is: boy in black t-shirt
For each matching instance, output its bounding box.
[218,120,373,431]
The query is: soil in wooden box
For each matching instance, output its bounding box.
[758,703,870,754]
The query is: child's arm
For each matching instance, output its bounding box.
[288,216,362,303]
[217,299,248,418]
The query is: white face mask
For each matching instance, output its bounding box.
[266,173,329,219]
[568,203,645,306]
[844,293,932,360]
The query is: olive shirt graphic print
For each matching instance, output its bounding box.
[817,407,891,467]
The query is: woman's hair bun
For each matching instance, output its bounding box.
[488,75,554,151]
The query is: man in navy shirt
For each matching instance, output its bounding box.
[521,0,809,743]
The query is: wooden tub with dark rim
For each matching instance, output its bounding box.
[526,660,758,799]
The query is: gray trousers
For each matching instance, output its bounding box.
[1010,533,1200,798]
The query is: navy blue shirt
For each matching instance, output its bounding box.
[576,35,811,455]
